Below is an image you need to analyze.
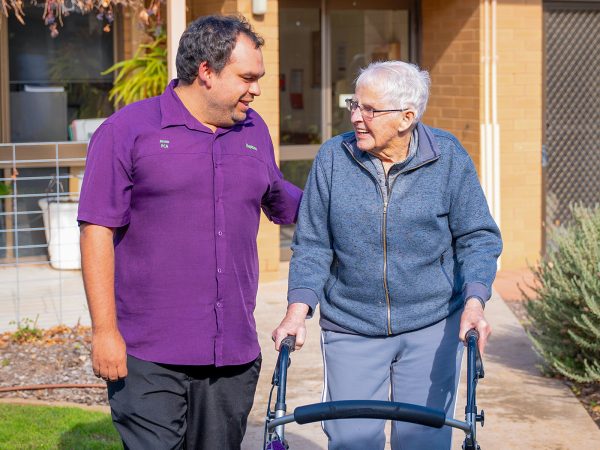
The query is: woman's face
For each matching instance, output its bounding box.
[351,84,413,155]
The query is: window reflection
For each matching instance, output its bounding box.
[279,8,322,145]
[331,9,410,136]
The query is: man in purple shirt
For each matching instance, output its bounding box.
[78,15,301,449]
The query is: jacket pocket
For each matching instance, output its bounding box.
[325,259,340,300]
[440,253,453,289]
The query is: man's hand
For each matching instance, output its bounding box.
[92,328,128,382]
[272,303,309,351]
[80,223,126,382]
[459,297,491,356]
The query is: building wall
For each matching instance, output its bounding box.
[421,0,543,270]
[495,0,542,269]
[119,6,147,60]
[188,0,238,17]
[421,0,481,169]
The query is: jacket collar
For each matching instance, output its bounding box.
[342,122,440,172]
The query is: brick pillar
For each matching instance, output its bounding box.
[495,0,543,269]
[187,0,238,18]
[421,0,543,270]
[421,0,481,169]
[238,1,282,282]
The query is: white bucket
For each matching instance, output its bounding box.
[38,198,81,270]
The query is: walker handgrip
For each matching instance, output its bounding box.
[465,328,479,341]
[465,328,484,379]
[293,400,446,428]
[281,335,296,353]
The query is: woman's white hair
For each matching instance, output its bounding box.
[355,61,431,121]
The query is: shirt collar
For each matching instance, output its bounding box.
[159,79,254,134]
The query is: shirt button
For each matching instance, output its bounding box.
[216,302,222,308]
[218,231,223,236]
[217,268,223,273]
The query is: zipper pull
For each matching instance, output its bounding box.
[383,202,388,214]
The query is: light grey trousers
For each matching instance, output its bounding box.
[320,309,464,450]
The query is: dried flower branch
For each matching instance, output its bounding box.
[1,0,163,37]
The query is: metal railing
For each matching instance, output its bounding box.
[0,141,89,332]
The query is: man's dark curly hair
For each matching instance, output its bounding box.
[176,15,264,84]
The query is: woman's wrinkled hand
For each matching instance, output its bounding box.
[459,297,492,356]
[271,303,310,351]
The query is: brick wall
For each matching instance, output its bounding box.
[421,0,543,270]
[120,6,148,61]
[188,0,238,18]
[421,0,481,169]
[495,0,543,269]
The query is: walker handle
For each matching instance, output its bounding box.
[294,400,446,428]
[465,328,484,379]
[280,335,296,353]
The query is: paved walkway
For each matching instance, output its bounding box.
[1,265,599,449]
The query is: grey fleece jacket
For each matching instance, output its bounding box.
[287,122,502,336]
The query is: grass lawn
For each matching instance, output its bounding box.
[0,403,121,449]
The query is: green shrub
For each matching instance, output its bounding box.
[525,205,600,383]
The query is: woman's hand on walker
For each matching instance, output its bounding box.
[459,297,492,356]
[272,303,309,351]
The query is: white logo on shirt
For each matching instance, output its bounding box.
[160,139,170,149]
[245,143,257,151]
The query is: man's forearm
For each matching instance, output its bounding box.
[80,223,118,332]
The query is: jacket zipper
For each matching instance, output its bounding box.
[342,140,441,336]
[343,143,393,335]
[383,175,392,335]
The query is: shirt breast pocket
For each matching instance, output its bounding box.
[220,151,270,201]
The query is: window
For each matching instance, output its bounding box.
[8,4,115,142]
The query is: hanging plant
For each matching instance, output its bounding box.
[1,0,162,37]
[101,30,167,107]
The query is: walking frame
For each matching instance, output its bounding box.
[264,329,485,449]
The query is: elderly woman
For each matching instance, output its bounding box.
[272,61,502,450]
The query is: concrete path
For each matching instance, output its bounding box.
[1,264,598,449]
[0,266,89,332]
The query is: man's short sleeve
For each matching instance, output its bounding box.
[77,123,133,228]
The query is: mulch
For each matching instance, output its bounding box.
[0,324,109,407]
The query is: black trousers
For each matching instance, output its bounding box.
[107,354,262,450]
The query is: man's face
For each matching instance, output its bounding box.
[206,34,265,127]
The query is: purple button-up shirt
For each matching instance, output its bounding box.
[78,80,301,366]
